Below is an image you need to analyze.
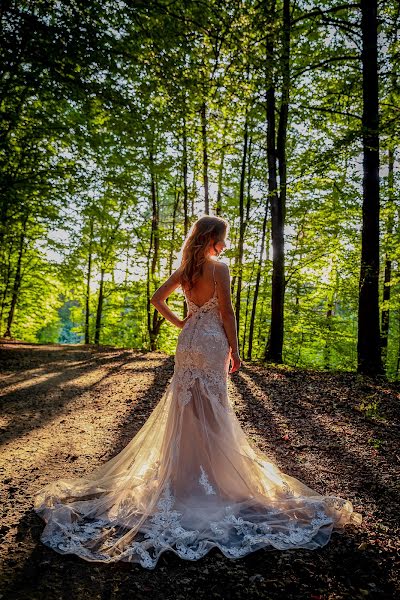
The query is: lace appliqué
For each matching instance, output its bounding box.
[173,365,228,409]
[37,479,348,569]
[40,517,119,562]
[199,465,217,495]
[121,482,336,563]
[186,295,219,314]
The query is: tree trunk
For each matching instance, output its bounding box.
[182,115,189,236]
[182,117,189,317]
[242,259,256,357]
[357,0,384,376]
[150,150,159,275]
[264,0,289,364]
[293,220,305,315]
[248,198,269,360]
[0,196,9,248]
[3,215,27,338]
[216,116,228,216]
[200,101,209,213]
[169,187,180,275]
[84,217,93,345]
[396,299,400,380]
[147,147,163,350]
[381,146,395,351]
[0,239,14,328]
[94,267,104,345]
[235,107,249,333]
[323,269,339,370]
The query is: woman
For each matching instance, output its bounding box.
[34,215,362,569]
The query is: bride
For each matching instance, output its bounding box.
[34,215,362,569]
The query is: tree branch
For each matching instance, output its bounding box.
[293,55,360,79]
[291,3,361,27]
[294,103,362,121]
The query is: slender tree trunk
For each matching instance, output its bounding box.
[200,101,209,213]
[248,199,269,360]
[235,106,249,333]
[323,178,342,368]
[146,248,153,349]
[256,264,270,355]
[293,221,305,314]
[277,0,290,220]
[216,116,228,215]
[324,303,333,369]
[190,172,196,217]
[230,223,239,296]
[169,187,180,275]
[323,269,339,370]
[0,239,14,327]
[182,118,189,317]
[148,148,163,350]
[264,0,287,363]
[241,134,254,356]
[150,150,159,275]
[396,297,400,380]
[182,115,189,236]
[0,196,8,248]
[242,259,256,357]
[357,0,384,376]
[3,215,27,338]
[94,267,104,345]
[381,146,395,351]
[84,217,93,345]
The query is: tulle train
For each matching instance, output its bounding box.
[34,371,363,569]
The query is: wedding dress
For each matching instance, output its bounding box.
[34,262,363,569]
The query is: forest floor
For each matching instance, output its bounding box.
[0,341,399,600]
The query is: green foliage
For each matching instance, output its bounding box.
[1,0,399,379]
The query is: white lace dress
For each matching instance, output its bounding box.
[34,263,363,569]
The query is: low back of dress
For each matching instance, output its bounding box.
[182,260,218,312]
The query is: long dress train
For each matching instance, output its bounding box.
[34,263,363,569]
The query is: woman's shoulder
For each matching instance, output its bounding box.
[214,259,230,277]
[177,259,230,285]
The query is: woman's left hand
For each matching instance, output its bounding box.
[178,312,193,329]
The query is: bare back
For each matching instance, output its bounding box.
[181,260,217,308]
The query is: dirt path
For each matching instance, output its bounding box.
[0,342,399,599]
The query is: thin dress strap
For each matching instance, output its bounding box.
[213,261,217,294]
[183,262,217,306]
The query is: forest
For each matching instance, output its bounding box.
[1,3,400,596]
[1,0,399,379]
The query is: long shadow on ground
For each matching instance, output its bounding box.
[1,348,398,599]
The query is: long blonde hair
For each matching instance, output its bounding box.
[180,215,228,292]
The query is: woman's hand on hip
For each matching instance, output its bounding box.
[178,312,193,329]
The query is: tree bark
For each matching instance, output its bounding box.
[182,117,189,317]
[147,147,163,350]
[248,198,269,360]
[357,0,384,376]
[0,239,14,327]
[235,106,249,333]
[381,146,395,351]
[216,116,228,216]
[3,214,27,338]
[264,0,289,364]
[84,217,93,345]
[182,115,189,236]
[200,101,209,213]
[94,267,104,345]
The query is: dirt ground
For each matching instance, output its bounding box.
[0,342,399,600]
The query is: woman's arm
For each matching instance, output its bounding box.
[150,268,190,329]
[215,263,241,372]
